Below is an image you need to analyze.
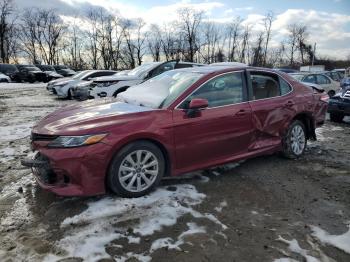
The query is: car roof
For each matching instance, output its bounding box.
[174,65,280,75]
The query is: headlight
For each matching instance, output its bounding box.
[54,84,66,89]
[76,81,92,88]
[48,134,107,148]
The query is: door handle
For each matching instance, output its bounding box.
[284,101,295,107]
[235,109,246,116]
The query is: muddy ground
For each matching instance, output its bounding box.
[0,84,349,262]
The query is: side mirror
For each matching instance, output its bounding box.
[188,98,208,109]
[186,98,208,117]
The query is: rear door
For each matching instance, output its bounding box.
[172,71,253,171]
[247,70,295,151]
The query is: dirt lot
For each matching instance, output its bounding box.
[0,83,349,262]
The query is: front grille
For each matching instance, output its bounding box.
[32,153,57,184]
[31,133,58,141]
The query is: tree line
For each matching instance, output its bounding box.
[0,0,347,70]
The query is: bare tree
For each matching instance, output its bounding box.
[251,31,265,66]
[19,8,40,63]
[226,17,242,62]
[239,25,250,64]
[201,21,221,63]
[286,24,299,66]
[0,0,16,63]
[148,24,162,61]
[85,8,101,69]
[296,25,308,64]
[177,7,203,62]
[36,9,66,65]
[263,11,274,66]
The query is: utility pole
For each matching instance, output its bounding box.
[311,42,316,66]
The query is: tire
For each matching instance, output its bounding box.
[68,89,73,99]
[328,90,335,97]
[329,113,344,123]
[282,120,307,159]
[107,141,165,197]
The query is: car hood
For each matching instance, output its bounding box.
[45,71,63,77]
[93,74,142,82]
[53,79,78,86]
[33,99,154,135]
[49,77,72,85]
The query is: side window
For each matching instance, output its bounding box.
[280,77,292,95]
[149,62,176,78]
[175,63,193,69]
[251,73,280,100]
[303,75,316,84]
[180,72,244,108]
[316,75,330,84]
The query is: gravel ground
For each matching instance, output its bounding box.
[0,84,349,262]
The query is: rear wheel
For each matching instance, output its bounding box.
[282,120,307,159]
[329,113,344,123]
[107,141,165,197]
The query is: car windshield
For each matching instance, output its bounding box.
[118,70,203,109]
[73,71,91,79]
[40,65,55,71]
[127,63,160,77]
[26,67,41,71]
[290,74,305,81]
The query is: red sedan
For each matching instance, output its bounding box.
[22,66,328,197]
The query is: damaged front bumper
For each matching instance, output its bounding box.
[21,141,113,196]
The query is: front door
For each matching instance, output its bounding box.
[172,71,253,171]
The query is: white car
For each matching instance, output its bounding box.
[89,61,203,98]
[48,70,116,98]
[0,72,11,82]
[289,72,340,96]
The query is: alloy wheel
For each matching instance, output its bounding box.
[290,125,305,155]
[118,150,159,193]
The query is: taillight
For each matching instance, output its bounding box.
[320,94,329,103]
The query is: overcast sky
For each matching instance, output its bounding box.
[14,0,350,59]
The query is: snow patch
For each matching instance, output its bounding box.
[0,123,33,141]
[311,224,350,254]
[47,184,216,261]
[277,236,319,262]
[115,252,151,262]
[150,222,206,252]
[214,200,228,212]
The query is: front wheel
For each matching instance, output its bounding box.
[282,120,307,159]
[107,141,165,197]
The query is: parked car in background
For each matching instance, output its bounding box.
[333,69,345,79]
[49,70,117,99]
[0,63,21,82]
[323,71,342,82]
[36,64,63,81]
[273,68,299,74]
[289,72,340,96]
[22,66,327,197]
[340,77,350,89]
[71,70,130,101]
[53,65,76,77]
[328,83,350,122]
[89,61,204,99]
[0,72,11,82]
[16,65,47,83]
